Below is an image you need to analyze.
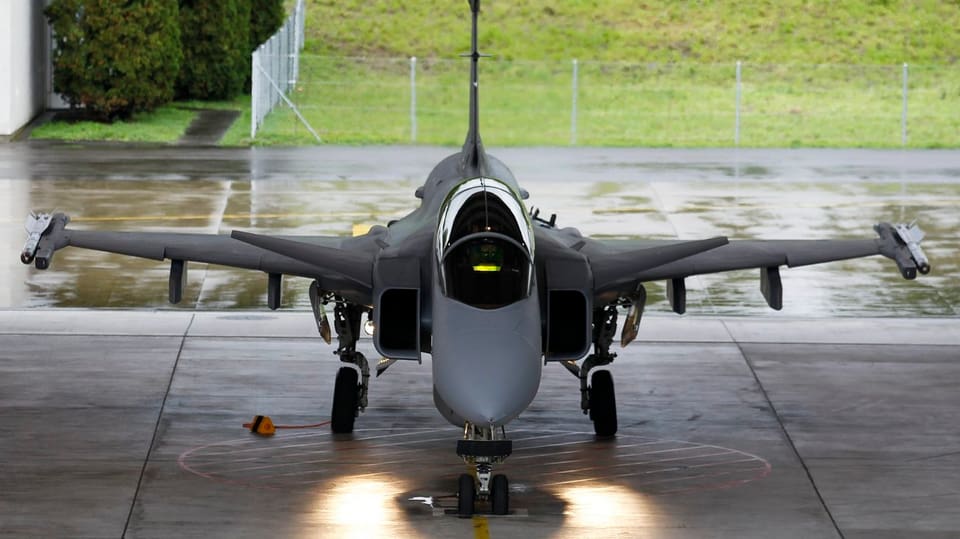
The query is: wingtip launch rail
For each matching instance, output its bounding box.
[876,222,931,279]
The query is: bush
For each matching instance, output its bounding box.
[177,0,249,100]
[246,0,286,91]
[250,0,286,52]
[45,0,182,121]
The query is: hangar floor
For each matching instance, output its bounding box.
[2,311,958,538]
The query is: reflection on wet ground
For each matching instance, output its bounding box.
[179,428,769,495]
[0,145,956,316]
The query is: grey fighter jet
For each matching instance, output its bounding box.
[20,0,930,517]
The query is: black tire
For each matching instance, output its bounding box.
[589,369,617,437]
[331,367,359,434]
[491,474,509,515]
[457,473,475,517]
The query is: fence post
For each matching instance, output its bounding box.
[570,58,579,145]
[287,13,294,87]
[294,0,303,80]
[410,56,417,143]
[251,50,258,139]
[735,61,741,146]
[901,63,908,146]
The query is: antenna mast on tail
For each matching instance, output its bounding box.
[461,0,487,174]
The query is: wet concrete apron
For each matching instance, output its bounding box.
[1,145,957,314]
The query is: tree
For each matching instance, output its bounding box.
[46,0,182,121]
[176,0,249,100]
[246,0,287,91]
[250,0,286,52]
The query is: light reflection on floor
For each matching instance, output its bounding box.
[555,483,661,530]
[178,426,771,530]
[310,474,414,539]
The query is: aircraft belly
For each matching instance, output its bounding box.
[431,286,542,427]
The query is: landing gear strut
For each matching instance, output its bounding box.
[456,424,512,517]
[573,305,620,437]
[330,301,370,434]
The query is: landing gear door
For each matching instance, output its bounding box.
[373,256,421,361]
[544,256,592,361]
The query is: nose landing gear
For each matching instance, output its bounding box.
[456,424,512,517]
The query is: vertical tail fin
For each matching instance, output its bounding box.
[461,0,486,175]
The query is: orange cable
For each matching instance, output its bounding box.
[242,420,331,430]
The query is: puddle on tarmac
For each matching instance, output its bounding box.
[1,170,956,316]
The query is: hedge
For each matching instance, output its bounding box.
[176,0,249,100]
[46,0,182,121]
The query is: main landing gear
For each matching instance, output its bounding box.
[329,301,370,434]
[561,304,619,437]
[456,424,512,517]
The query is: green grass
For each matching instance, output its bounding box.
[251,56,960,147]
[31,98,250,144]
[301,0,960,65]
[30,106,198,143]
[243,0,960,146]
[38,1,960,147]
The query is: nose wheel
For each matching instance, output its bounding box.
[490,473,509,515]
[457,474,475,516]
[457,469,510,517]
[456,424,512,517]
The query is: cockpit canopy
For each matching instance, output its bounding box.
[437,178,534,309]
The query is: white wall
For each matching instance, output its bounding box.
[0,167,31,307]
[0,2,50,136]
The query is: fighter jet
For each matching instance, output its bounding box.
[20,0,930,517]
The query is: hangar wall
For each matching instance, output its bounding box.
[0,2,51,136]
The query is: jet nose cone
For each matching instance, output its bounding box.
[431,291,543,427]
[434,326,542,425]
[433,310,541,425]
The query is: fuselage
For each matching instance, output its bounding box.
[381,152,544,428]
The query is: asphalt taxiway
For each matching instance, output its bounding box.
[1,144,958,537]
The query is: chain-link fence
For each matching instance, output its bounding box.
[250,0,312,140]
[253,56,959,148]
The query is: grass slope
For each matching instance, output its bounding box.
[236,0,957,147]
[34,1,960,147]
[304,0,960,64]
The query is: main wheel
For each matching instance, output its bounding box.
[331,367,359,433]
[491,474,509,515]
[589,369,617,437]
[457,473,476,517]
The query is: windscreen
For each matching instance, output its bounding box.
[437,178,534,309]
